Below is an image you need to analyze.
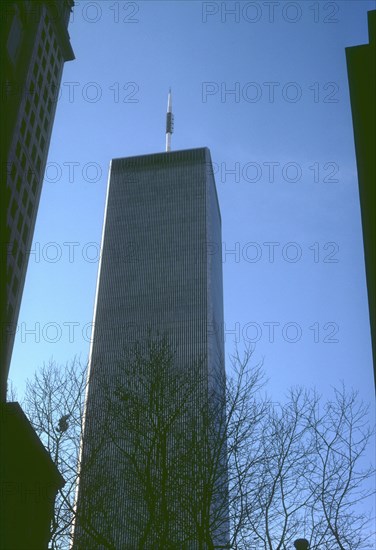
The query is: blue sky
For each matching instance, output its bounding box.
[10,0,375,422]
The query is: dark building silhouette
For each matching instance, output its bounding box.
[1,0,75,400]
[0,2,74,547]
[0,402,65,549]
[346,10,376,385]
[73,148,228,546]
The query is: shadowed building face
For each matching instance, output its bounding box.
[2,0,74,400]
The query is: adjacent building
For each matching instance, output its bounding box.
[346,10,376,384]
[0,401,65,549]
[73,147,228,547]
[1,0,75,399]
[1,2,74,547]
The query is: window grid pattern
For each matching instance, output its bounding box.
[5,1,72,374]
[75,148,227,547]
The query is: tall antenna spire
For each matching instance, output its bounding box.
[165,88,174,152]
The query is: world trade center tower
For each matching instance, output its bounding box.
[73,95,227,547]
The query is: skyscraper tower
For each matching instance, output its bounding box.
[73,95,227,547]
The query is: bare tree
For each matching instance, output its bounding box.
[304,385,375,550]
[238,386,375,550]
[21,348,375,549]
[76,337,238,549]
[22,357,88,549]
[238,388,320,549]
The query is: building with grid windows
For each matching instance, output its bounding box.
[1,0,75,399]
[0,2,74,547]
[73,148,228,547]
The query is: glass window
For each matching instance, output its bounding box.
[17,211,23,232]
[17,251,23,269]
[22,224,28,244]
[51,84,58,102]
[7,12,23,64]
[6,224,11,244]
[12,275,19,295]
[11,163,17,180]
[10,198,17,217]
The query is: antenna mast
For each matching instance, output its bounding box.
[165,88,174,152]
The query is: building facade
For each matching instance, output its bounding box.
[1,2,74,546]
[346,10,376,384]
[74,148,228,547]
[1,0,75,399]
